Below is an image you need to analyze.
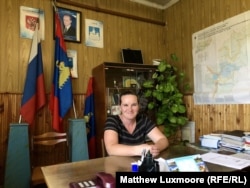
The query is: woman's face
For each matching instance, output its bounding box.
[120,94,139,120]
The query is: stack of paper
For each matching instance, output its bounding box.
[220,133,245,151]
[201,152,250,170]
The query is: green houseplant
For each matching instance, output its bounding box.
[142,54,189,138]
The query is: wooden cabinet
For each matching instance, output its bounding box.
[92,62,156,158]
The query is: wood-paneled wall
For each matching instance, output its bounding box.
[184,96,250,140]
[1,0,250,185]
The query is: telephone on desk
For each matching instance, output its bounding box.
[69,172,115,188]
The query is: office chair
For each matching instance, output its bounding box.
[30,131,68,187]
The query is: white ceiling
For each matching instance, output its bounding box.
[130,0,179,9]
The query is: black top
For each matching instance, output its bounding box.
[104,114,155,145]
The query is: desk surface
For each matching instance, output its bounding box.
[41,145,238,188]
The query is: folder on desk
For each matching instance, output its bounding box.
[200,136,220,149]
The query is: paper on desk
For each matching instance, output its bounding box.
[201,152,250,169]
[155,158,169,172]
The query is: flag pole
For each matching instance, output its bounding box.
[73,100,77,118]
[19,115,22,124]
[52,0,57,12]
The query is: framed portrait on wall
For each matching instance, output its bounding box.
[54,7,81,43]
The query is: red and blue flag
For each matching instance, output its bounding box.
[84,77,96,159]
[20,24,46,125]
[49,13,73,132]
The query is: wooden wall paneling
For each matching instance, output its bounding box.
[203,104,210,135]
[203,104,210,134]
[246,105,250,127]
[196,105,204,138]
[19,39,30,92]
[237,105,245,130]
[235,105,241,130]
[42,1,54,93]
[220,104,226,132]
[238,105,246,130]
[115,16,124,62]
[210,105,217,131]
[179,0,193,92]
[231,105,239,130]
[105,14,115,63]
[243,107,248,129]
[139,23,149,63]
[208,105,216,132]
[0,0,4,90]
[218,105,226,131]
[230,0,244,17]
[182,96,250,141]
[199,0,206,30]
[183,95,193,121]
[153,25,166,62]
[165,1,183,62]
[225,104,231,131]
[146,24,154,63]
[225,105,232,130]
[209,0,217,25]
[173,4,182,56]
[195,108,203,140]
[210,105,216,131]
[222,0,233,21]
[208,104,213,130]
[203,0,214,27]
[215,0,225,22]
[217,104,226,131]
[116,17,124,62]
[243,0,250,11]
[244,104,250,128]
[164,8,173,54]
[3,1,20,93]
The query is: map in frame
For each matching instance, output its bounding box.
[192,10,250,104]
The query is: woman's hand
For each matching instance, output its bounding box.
[149,145,160,157]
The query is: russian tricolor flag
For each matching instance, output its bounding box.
[49,12,73,132]
[20,24,46,125]
[84,77,96,159]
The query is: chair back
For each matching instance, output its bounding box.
[31,131,68,186]
[32,132,67,147]
[31,131,68,165]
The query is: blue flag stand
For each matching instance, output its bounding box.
[4,123,31,188]
[68,119,89,161]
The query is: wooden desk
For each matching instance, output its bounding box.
[41,145,242,188]
[42,155,136,188]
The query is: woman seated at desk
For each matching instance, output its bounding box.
[104,90,169,158]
